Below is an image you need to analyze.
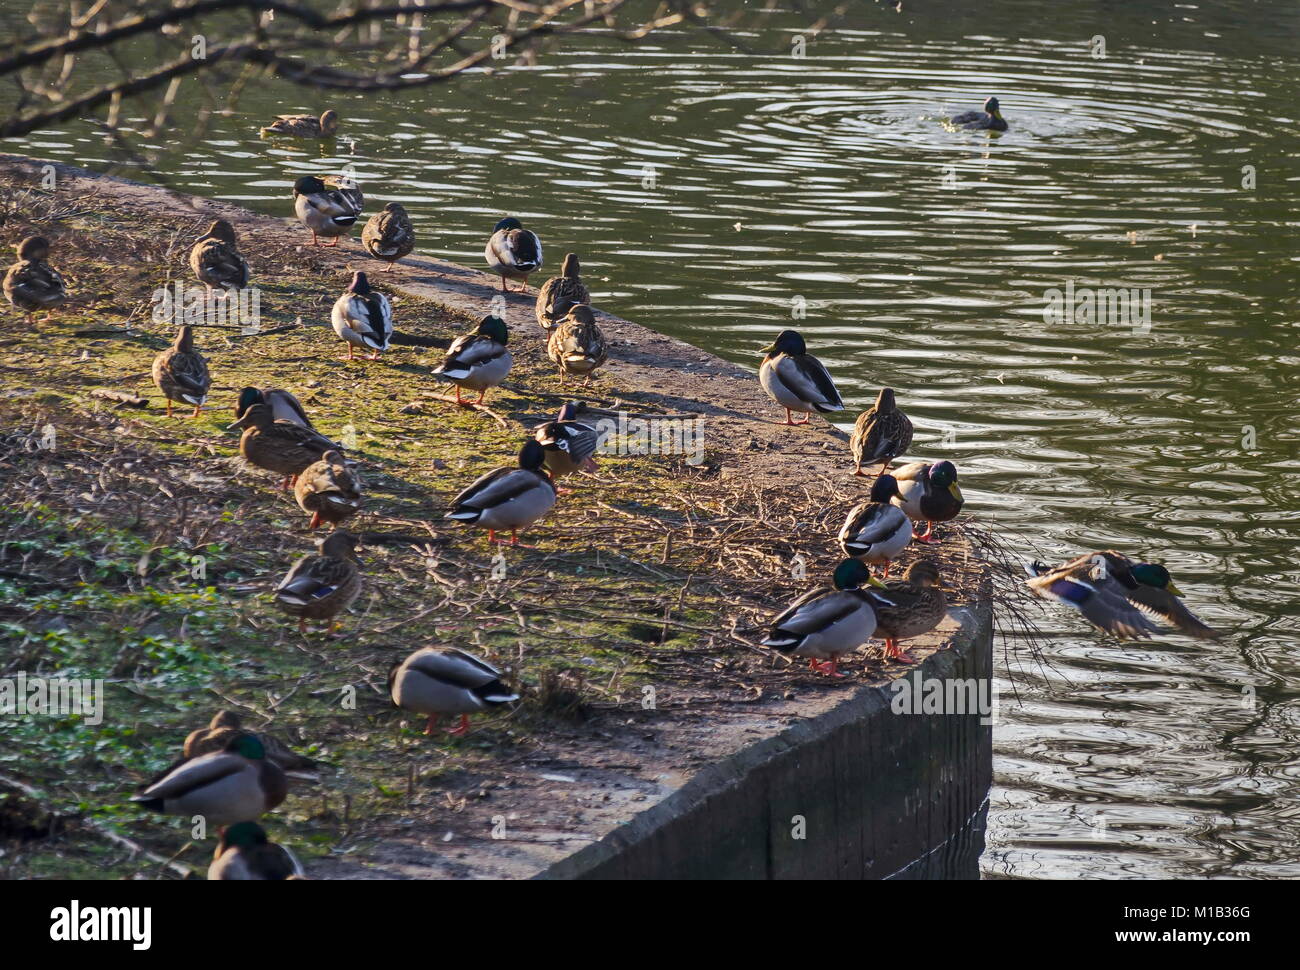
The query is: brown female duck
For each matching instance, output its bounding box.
[228,402,338,489]
[273,532,363,634]
[151,325,211,418]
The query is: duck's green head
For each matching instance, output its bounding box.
[929,460,963,501]
[477,315,508,345]
[222,821,269,848]
[870,474,902,504]
[293,175,327,196]
[234,386,264,419]
[1132,562,1183,596]
[832,558,873,591]
[518,438,547,472]
[226,733,267,760]
[761,329,806,357]
[984,97,1002,119]
[494,217,523,233]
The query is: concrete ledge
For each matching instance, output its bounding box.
[541,602,992,880]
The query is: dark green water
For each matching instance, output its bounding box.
[5,0,1300,878]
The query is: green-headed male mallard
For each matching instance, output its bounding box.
[273,531,363,635]
[189,219,249,295]
[209,821,305,880]
[131,732,287,827]
[484,217,542,292]
[389,647,520,737]
[1025,551,1220,640]
[262,109,339,138]
[3,236,67,322]
[234,387,315,430]
[534,401,599,481]
[152,325,211,418]
[431,314,512,406]
[891,460,964,543]
[759,329,844,426]
[228,401,338,489]
[761,558,891,678]
[445,439,557,546]
[546,304,608,384]
[292,175,362,247]
[851,387,913,477]
[951,97,1008,132]
[294,450,362,530]
[871,559,948,661]
[838,474,912,576]
[362,202,415,272]
[331,271,393,361]
[535,252,591,331]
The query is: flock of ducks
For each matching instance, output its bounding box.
[6,99,1221,878]
[752,326,1220,680]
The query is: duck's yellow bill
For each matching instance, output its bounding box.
[949,483,964,502]
[1167,582,1185,597]
[759,343,777,354]
[867,575,888,588]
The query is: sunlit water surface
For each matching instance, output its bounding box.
[6,0,1300,878]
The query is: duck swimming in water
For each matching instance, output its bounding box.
[951,97,1008,132]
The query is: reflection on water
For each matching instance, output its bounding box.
[6,0,1300,878]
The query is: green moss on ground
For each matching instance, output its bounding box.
[0,193,789,878]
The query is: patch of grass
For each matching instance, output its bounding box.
[0,190,990,879]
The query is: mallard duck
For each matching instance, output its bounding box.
[234,387,315,430]
[761,559,890,678]
[131,732,287,827]
[851,387,913,477]
[546,304,608,383]
[189,219,249,295]
[838,474,913,576]
[951,97,1008,132]
[209,821,305,880]
[388,647,520,736]
[3,236,67,322]
[534,400,599,480]
[871,559,948,660]
[292,175,362,247]
[294,450,362,530]
[228,402,338,489]
[273,531,363,634]
[261,109,340,138]
[758,329,844,425]
[183,710,318,778]
[535,252,591,331]
[431,315,512,406]
[331,271,393,361]
[361,202,415,272]
[445,439,557,546]
[152,325,211,418]
[484,216,542,292]
[1025,551,1220,640]
[890,460,964,543]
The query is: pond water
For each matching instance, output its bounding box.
[6,0,1300,878]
